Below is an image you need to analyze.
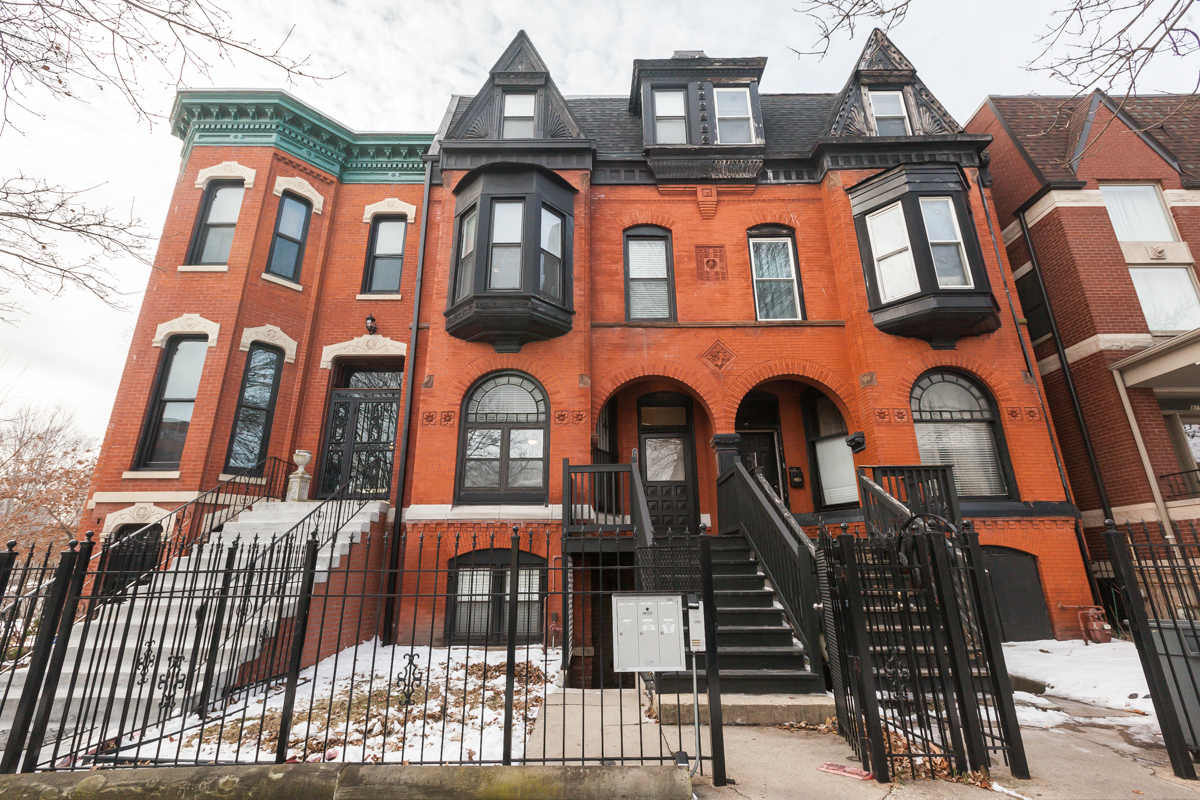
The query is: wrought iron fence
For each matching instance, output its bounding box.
[1160,469,1200,502]
[1104,518,1200,779]
[0,521,724,776]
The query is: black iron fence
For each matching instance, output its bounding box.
[1104,519,1200,779]
[0,519,724,775]
[1160,469,1200,502]
[562,453,653,548]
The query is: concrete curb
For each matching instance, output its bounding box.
[0,764,692,800]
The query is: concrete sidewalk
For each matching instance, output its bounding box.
[693,696,1200,800]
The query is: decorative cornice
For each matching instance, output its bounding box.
[273,175,324,213]
[152,313,220,347]
[195,161,256,189]
[240,324,298,363]
[363,198,417,223]
[171,90,433,184]
[101,502,174,535]
[320,334,407,368]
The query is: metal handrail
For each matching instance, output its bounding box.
[629,450,654,549]
[1160,468,1200,501]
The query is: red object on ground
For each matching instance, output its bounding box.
[818,762,874,780]
[1080,607,1113,644]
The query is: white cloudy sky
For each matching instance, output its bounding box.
[0,0,1194,441]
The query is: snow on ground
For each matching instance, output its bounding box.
[120,639,562,765]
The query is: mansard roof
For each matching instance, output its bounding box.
[988,92,1200,185]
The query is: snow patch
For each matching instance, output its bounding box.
[1002,639,1152,714]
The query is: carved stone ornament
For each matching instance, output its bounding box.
[363,198,418,223]
[1148,244,1168,260]
[153,313,220,348]
[702,340,737,371]
[103,502,173,535]
[273,175,325,214]
[195,161,256,189]
[696,246,729,281]
[320,334,407,369]
[239,324,298,363]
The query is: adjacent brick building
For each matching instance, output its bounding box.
[82,29,1095,681]
[966,92,1200,566]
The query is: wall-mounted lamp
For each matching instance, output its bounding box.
[845,431,866,454]
[365,314,377,335]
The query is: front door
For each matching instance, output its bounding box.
[318,368,403,499]
[738,431,783,498]
[638,393,699,534]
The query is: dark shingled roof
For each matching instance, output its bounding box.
[443,93,842,159]
[989,94,1200,184]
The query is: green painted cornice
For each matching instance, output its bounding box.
[170,89,434,184]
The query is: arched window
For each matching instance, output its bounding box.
[445,549,547,645]
[457,372,549,504]
[910,371,1013,499]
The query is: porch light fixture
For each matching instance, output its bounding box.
[365,314,377,335]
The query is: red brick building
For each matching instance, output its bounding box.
[83,30,1094,683]
[967,93,1200,564]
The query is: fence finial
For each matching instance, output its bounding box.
[5,541,15,551]
[67,540,78,551]
[85,531,95,541]
[1104,518,1117,530]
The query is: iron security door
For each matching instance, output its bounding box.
[319,389,401,499]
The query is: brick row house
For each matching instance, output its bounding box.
[82,30,1095,692]
[967,93,1200,568]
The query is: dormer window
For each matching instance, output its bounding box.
[868,90,911,136]
[502,94,536,138]
[653,90,687,144]
[714,88,753,144]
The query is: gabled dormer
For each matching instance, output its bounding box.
[630,51,767,181]
[828,29,960,138]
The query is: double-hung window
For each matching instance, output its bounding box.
[865,202,920,302]
[362,217,406,294]
[455,208,478,302]
[920,198,971,288]
[489,200,524,290]
[188,181,244,265]
[540,207,564,299]
[653,90,687,144]
[625,227,675,320]
[138,337,208,470]
[502,94,536,138]
[748,236,803,320]
[448,550,546,644]
[1101,184,1176,242]
[714,88,753,144]
[224,344,283,473]
[266,194,312,283]
[869,90,911,136]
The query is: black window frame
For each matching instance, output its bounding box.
[445,549,548,646]
[186,180,244,266]
[623,225,677,322]
[361,215,408,295]
[1014,271,1053,343]
[223,343,285,475]
[910,370,1018,501]
[455,371,550,506]
[134,335,208,471]
[265,192,313,284]
[746,224,806,321]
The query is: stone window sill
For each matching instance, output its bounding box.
[178,264,229,273]
[262,273,303,292]
[122,471,181,480]
[356,294,403,300]
[402,504,561,522]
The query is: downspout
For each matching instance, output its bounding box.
[383,155,434,643]
[977,177,1102,604]
[1112,370,1173,538]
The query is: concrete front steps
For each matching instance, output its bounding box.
[656,692,835,726]
[0,499,387,766]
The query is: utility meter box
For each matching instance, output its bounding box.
[612,594,687,673]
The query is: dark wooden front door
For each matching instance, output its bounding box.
[638,392,699,534]
[738,431,782,497]
[319,388,402,499]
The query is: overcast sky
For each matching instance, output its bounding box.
[0,0,1195,442]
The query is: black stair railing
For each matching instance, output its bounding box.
[562,451,653,548]
[863,465,960,528]
[715,461,823,677]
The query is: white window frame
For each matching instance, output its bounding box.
[1129,265,1200,333]
[748,237,804,321]
[1100,183,1180,242]
[714,87,754,144]
[868,90,912,136]
[920,197,974,289]
[865,201,921,303]
[501,93,536,139]
[653,89,688,144]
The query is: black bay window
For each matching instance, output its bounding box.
[850,163,1000,349]
[457,372,549,505]
[136,336,208,471]
[266,193,312,284]
[445,166,575,353]
[187,181,244,266]
[224,344,284,474]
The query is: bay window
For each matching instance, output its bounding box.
[136,337,207,470]
[187,181,243,265]
[266,193,312,283]
[866,202,920,302]
[224,344,284,473]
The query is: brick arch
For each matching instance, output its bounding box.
[447,353,569,405]
[724,359,858,429]
[615,210,679,231]
[592,361,723,429]
[890,351,1026,412]
[739,209,804,230]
